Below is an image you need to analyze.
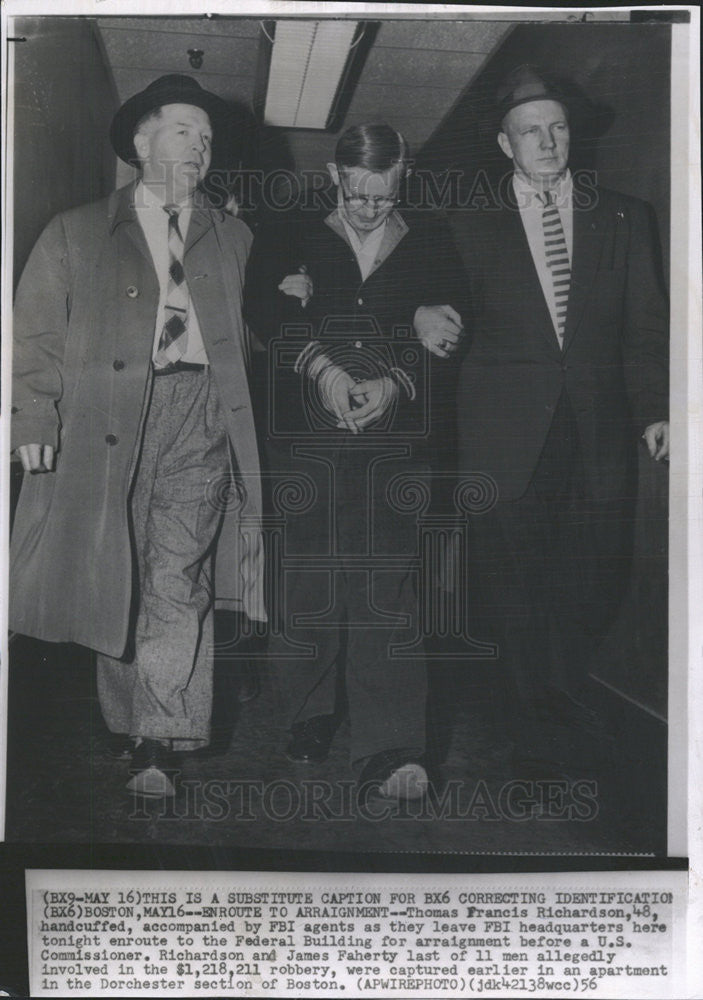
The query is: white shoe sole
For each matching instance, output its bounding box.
[378,762,428,801]
[126,765,176,799]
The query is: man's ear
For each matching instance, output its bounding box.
[133,131,149,163]
[497,131,513,160]
[327,162,340,186]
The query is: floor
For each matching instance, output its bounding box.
[4,622,667,858]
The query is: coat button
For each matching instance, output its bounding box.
[126,285,139,298]
[357,297,364,305]
[105,434,118,446]
[113,359,125,371]
[354,341,362,349]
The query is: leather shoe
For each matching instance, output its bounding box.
[358,749,428,801]
[286,715,336,763]
[125,739,177,799]
[103,732,136,760]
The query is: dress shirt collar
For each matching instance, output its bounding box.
[512,168,572,210]
[136,180,194,213]
[339,213,387,257]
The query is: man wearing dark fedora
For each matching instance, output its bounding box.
[10,75,265,798]
[451,65,669,777]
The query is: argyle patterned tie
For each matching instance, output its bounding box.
[541,190,571,348]
[155,205,189,366]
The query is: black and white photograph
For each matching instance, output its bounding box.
[0,2,699,996]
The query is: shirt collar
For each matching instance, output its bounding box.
[512,168,572,209]
[339,212,387,254]
[136,180,194,213]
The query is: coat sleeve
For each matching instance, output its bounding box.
[620,197,669,431]
[243,218,307,347]
[408,214,472,471]
[404,212,471,332]
[11,214,71,451]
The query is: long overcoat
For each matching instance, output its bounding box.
[10,182,265,658]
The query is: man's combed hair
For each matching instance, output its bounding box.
[335,123,410,175]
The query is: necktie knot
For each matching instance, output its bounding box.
[539,190,554,208]
[164,205,183,240]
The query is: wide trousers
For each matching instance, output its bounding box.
[469,392,633,757]
[97,368,229,750]
[267,440,427,767]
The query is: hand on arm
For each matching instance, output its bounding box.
[278,266,313,307]
[413,304,463,357]
[643,421,669,461]
[16,444,55,473]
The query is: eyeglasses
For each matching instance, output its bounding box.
[340,183,398,212]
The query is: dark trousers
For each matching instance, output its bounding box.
[267,440,427,767]
[469,393,633,757]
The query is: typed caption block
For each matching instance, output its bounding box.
[26,869,687,998]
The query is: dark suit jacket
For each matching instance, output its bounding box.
[244,207,469,470]
[450,184,669,503]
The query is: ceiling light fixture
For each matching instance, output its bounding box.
[261,20,364,130]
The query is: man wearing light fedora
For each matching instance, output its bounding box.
[10,75,265,798]
[452,66,669,778]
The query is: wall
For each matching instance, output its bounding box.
[12,16,118,288]
[9,16,118,523]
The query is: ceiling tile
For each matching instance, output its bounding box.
[374,20,512,54]
[347,82,470,119]
[360,47,485,88]
[96,16,261,39]
[99,27,258,81]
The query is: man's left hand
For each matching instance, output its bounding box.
[413,304,463,358]
[343,377,398,431]
[643,420,669,461]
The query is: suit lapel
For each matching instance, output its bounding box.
[496,201,560,355]
[562,189,608,353]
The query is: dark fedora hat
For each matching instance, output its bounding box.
[110,74,232,165]
[495,64,571,125]
[494,64,615,139]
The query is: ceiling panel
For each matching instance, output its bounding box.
[348,82,467,118]
[359,47,488,89]
[373,19,512,54]
[97,16,261,39]
[96,17,512,177]
[99,28,258,82]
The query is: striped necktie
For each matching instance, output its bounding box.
[154,205,189,366]
[541,190,570,348]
